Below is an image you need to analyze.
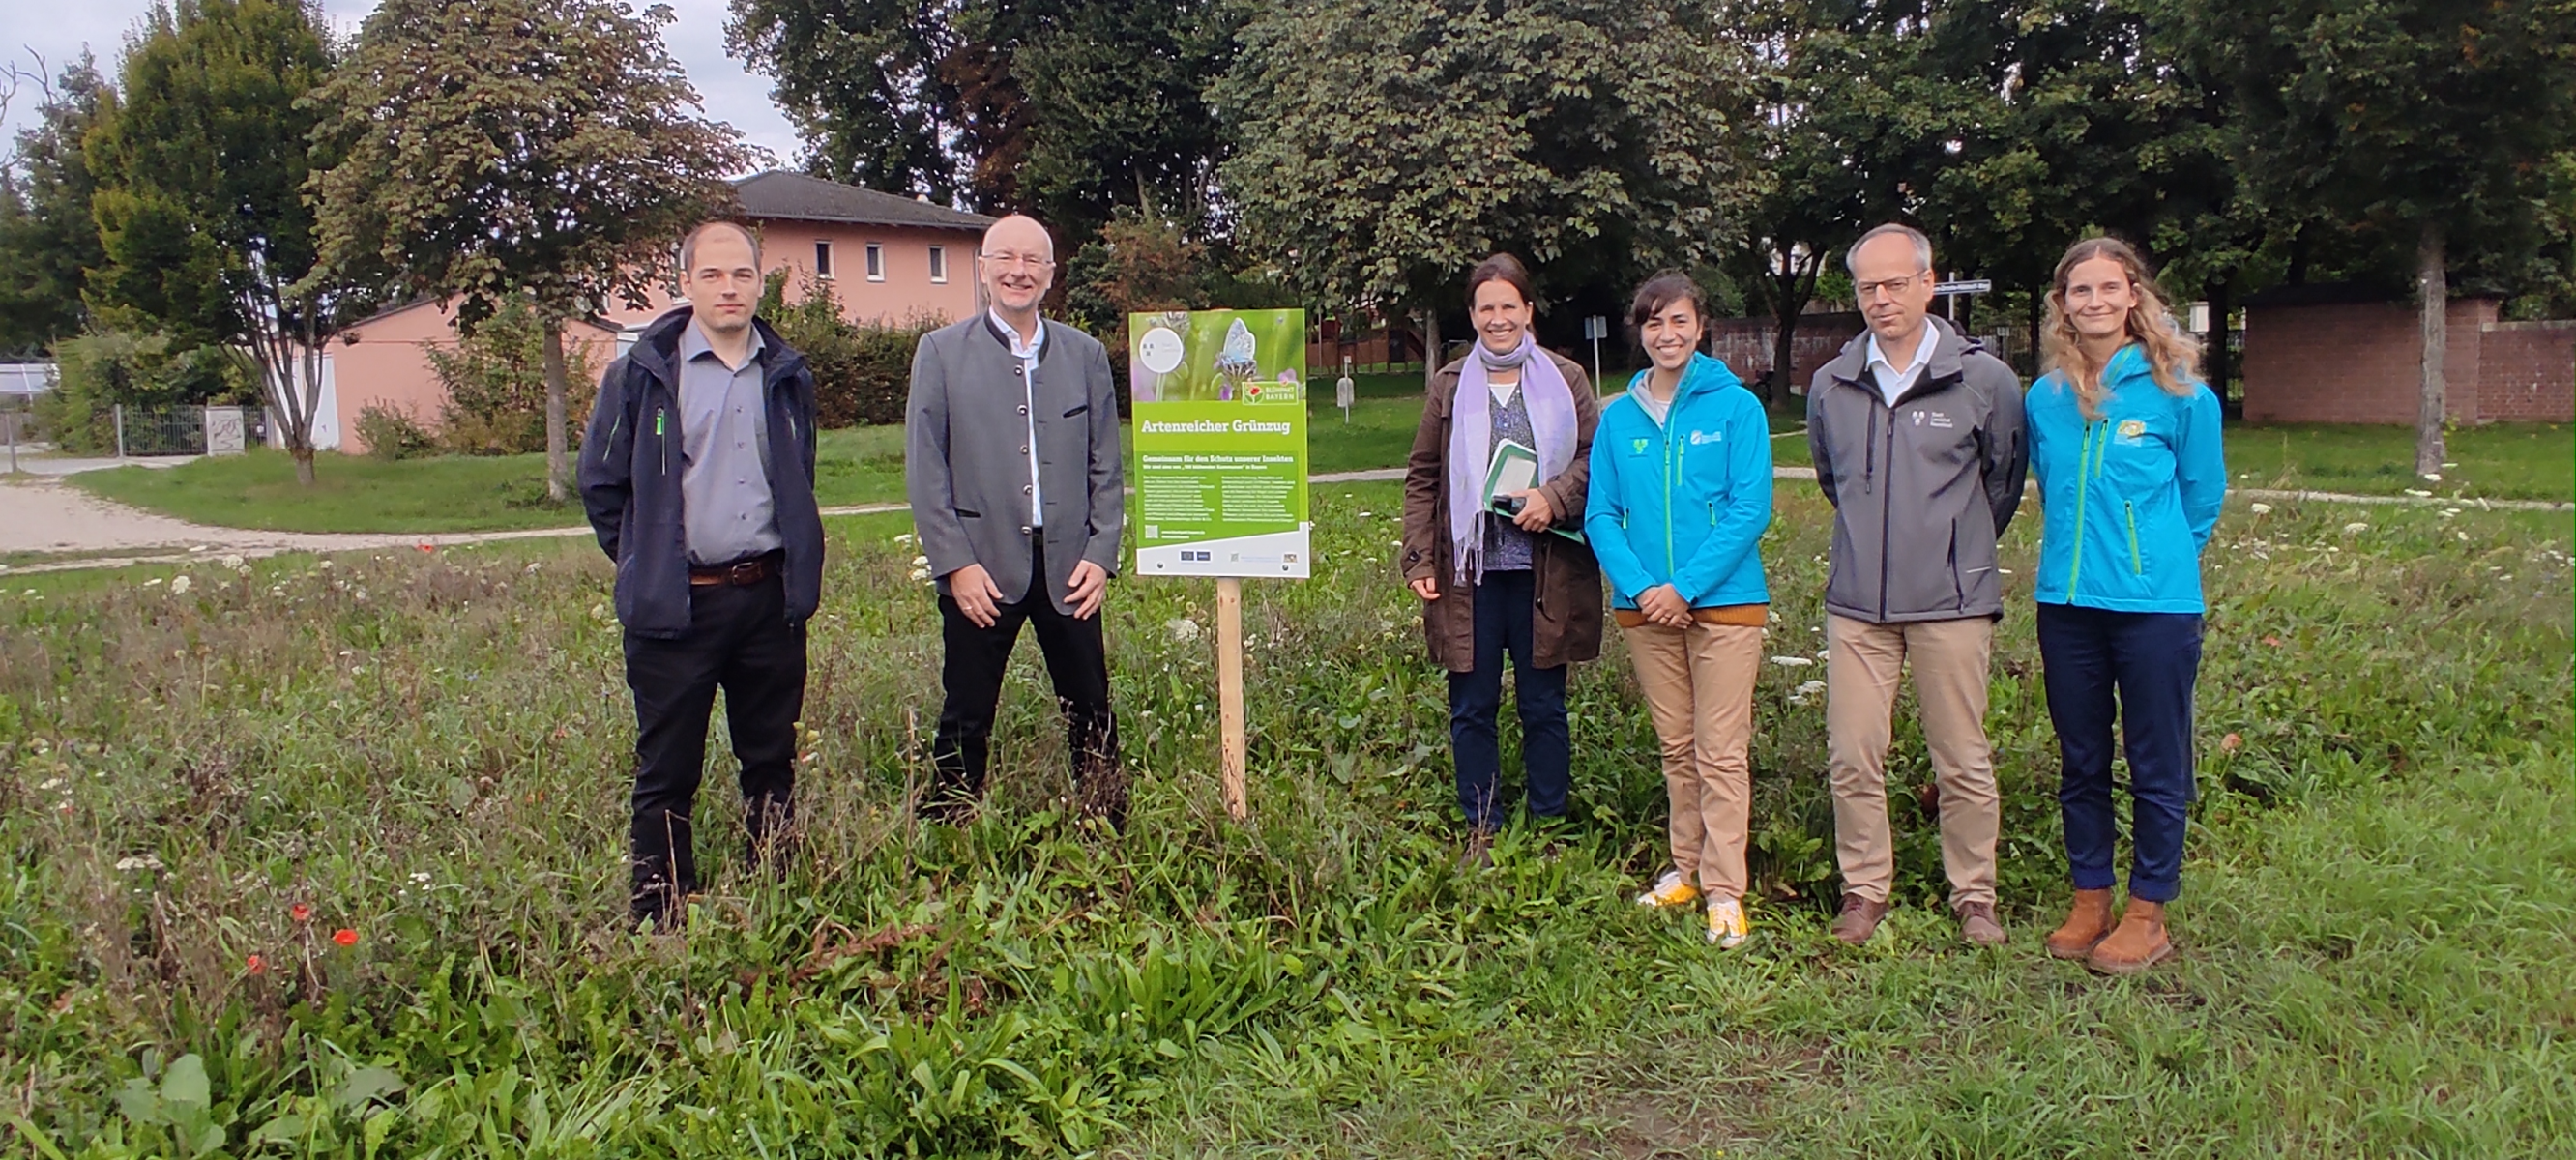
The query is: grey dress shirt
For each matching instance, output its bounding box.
[677,322,781,565]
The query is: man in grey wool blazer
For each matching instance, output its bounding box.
[905,214,1127,826]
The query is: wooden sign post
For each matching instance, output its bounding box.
[1215,577,1247,818]
[1128,308,1310,823]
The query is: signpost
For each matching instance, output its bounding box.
[1583,315,1608,392]
[1335,354,1355,423]
[1932,279,1992,324]
[1128,307,1312,819]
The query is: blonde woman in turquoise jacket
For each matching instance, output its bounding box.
[2025,237,2225,975]
[1584,272,1772,948]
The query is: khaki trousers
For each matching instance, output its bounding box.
[1622,620,1763,900]
[1826,614,1999,907]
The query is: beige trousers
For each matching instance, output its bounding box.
[1622,620,1763,899]
[1826,614,1999,907]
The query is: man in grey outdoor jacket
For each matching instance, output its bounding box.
[1806,223,2029,948]
[905,214,1127,825]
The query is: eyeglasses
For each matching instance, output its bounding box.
[980,252,1055,271]
[1854,273,1924,301]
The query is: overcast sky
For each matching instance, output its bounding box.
[0,0,803,172]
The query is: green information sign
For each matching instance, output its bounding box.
[1128,308,1311,578]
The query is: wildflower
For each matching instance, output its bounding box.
[333,929,359,947]
[220,554,245,569]
[409,872,431,886]
[290,903,311,923]
[416,543,436,553]
[2248,503,2273,515]
[907,567,932,583]
[2262,635,2284,648]
[1787,679,1827,706]
[2457,531,2470,542]
[114,855,164,873]
[2340,522,2368,536]
[1166,618,1203,643]
[2422,472,2443,482]
[1357,510,1374,518]
[171,575,194,594]
[318,560,334,570]
[269,586,285,597]
[37,778,61,791]
[589,602,612,622]
[2220,733,2243,754]
[1769,655,1813,667]
[911,555,929,566]
[246,954,264,974]
[145,577,164,588]
[522,562,541,575]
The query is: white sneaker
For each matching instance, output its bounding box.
[1635,869,1701,909]
[1707,896,1748,948]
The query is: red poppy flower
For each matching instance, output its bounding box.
[416,543,436,553]
[290,903,311,923]
[332,928,359,947]
[246,954,265,973]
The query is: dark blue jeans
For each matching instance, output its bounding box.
[1448,568,1569,831]
[2036,602,2203,903]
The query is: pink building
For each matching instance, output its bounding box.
[320,171,995,454]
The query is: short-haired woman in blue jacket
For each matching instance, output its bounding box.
[1585,272,1772,948]
[2027,237,2226,974]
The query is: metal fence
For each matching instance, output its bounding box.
[104,404,265,458]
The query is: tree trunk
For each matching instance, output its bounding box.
[543,320,570,504]
[1768,289,1801,412]
[1419,307,1441,391]
[2415,221,2446,478]
[294,445,316,486]
[2205,279,2233,410]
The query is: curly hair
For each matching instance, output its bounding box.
[2039,236,2202,420]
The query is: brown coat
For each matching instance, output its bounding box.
[1399,351,1606,672]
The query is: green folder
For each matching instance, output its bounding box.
[1484,439,1585,543]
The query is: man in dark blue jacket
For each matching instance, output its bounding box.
[578,219,824,927]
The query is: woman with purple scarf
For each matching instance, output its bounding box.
[1399,254,1605,864]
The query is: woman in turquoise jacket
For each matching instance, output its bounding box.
[2026,237,2226,975]
[1584,272,1772,948]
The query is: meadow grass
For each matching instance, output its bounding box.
[68,427,912,534]
[2223,421,2571,503]
[4,479,2568,1156]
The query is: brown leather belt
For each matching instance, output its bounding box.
[688,552,782,587]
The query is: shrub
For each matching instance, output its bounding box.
[37,328,256,452]
[758,272,939,427]
[354,402,437,460]
[427,296,599,455]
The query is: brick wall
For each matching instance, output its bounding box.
[2241,298,2571,424]
[2477,320,2576,422]
[1705,312,1866,392]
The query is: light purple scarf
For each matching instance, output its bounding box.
[1448,333,1577,586]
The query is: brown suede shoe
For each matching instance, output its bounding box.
[1954,900,2006,946]
[2045,888,2117,960]
[2087,900,2175,974]
[1830,895,1890,944]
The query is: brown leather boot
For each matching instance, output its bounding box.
[2086,900,2175,974]
[1830,895,1890,944]
[2045,888,2117,960]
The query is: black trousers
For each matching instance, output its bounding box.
[929,540,1120,820]
[623,573,806,918]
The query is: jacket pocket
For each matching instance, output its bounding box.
[2124,502,2143,575]
[955,508,982,519]
[1062,403,1090,418]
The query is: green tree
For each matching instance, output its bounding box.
[309,0,753,501]
[2182,0,2576,472]
[82,0,355,481]
[0,55,114,351]
[729,0,1242,245]
[1219,0,1757,386]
